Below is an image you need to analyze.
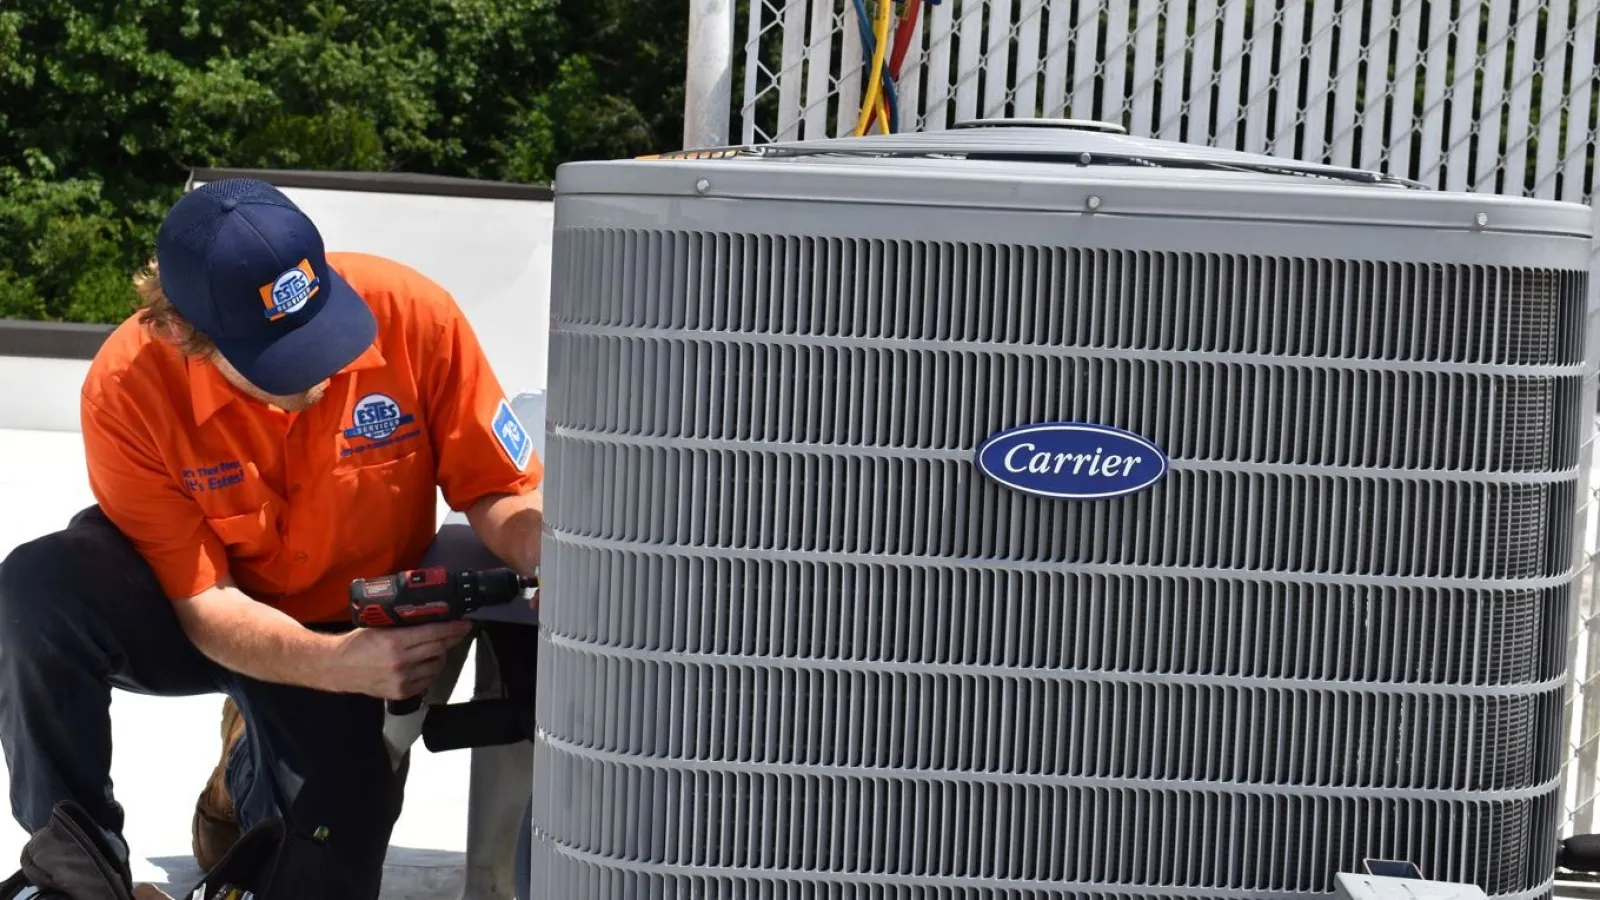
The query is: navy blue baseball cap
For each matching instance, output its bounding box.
[155,178,377,396]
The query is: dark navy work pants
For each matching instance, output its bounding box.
[0,505,501,899]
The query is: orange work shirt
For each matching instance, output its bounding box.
[79,251,543,623]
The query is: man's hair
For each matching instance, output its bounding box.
[133,259,215,356]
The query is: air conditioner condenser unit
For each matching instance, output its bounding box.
[529,127,1600,900]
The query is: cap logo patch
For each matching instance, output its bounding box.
[260,259,320,320]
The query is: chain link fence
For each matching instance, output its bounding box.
[737,0,1600,203]
[1575,487,1600,843]
[730,0,1600,850]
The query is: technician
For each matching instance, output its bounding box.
[0,178,544,899]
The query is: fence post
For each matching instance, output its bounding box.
[684,0,735,149]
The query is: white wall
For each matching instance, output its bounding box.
[0,357,93,433]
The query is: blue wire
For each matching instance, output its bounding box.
[850,0,900,132]
[883,65,900,131]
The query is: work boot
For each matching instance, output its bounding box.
[191,697,245,871]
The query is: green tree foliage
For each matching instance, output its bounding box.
[0,0,687,323]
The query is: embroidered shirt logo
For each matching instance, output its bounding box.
[340,393,421,459]
[181,460,245,494]
[344,393,414,443]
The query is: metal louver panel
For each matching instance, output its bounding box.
[533,137,1595,900]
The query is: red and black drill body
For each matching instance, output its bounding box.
[350,566,536,628]
[348,566,539,718]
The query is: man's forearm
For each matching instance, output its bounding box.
[171,580,341,689]
[466,488,544,575]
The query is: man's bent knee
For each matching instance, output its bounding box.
[0,513,216,700]
[0,511,155,648]
[0,530,84,638]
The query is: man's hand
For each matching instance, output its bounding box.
[316,621,474,700]
[172,578,472,697]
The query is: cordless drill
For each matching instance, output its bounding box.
[348,566,539,715]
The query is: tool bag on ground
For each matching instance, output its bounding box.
[0,800,330,900]
[170,816,331,900]
[0,800,137,900]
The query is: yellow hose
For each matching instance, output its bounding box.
[853,0,893,136]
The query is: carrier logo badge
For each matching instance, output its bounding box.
[260,259,320,320]
[344,393,415,443]
[492,398,533,470]
[974,422,1169,500]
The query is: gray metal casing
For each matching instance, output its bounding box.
[530,128,1599,899]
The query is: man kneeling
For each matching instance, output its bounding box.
[0,179,543,899]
